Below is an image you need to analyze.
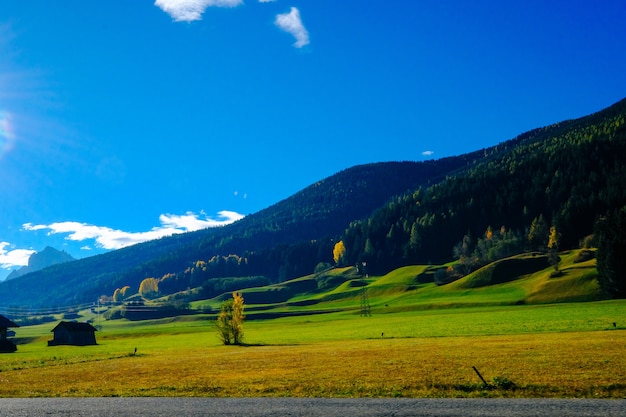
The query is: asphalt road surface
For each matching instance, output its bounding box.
[0,398,623,417]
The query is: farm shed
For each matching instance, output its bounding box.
[0,314,19,353]
[48,321,97,346]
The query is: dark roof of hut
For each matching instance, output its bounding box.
[0,315,19,328]
[50,321,97,332]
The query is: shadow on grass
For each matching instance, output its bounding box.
[13,337,40,345]
[235,342,301,347]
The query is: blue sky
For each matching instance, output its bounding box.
[1,1,625,279]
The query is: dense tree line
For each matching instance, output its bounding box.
[115,238,336,301]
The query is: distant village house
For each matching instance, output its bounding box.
[0,314,19,353]
[48,321,98,346]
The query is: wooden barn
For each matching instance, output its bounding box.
[48,321,97,346]
[0,314,19,353]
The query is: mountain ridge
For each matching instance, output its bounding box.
[6,246,74,281]
[0,159,478,306]
[338,96,626,273]
[1,96,625,307]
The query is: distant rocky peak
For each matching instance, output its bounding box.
[6,247,75,280]
[28,246,74,269]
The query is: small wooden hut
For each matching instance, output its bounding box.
[48,321,97,346]
[0,314,19,353]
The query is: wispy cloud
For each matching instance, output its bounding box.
[23,211,245,251]
[154,0,243,22]
[275,7,310,48]
[233,190,248,199]
[0,242,35,269]
[422,150,434,157]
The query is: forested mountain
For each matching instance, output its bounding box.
[2,97,625,307]
[340,97,626,274]
[0,159,474,307]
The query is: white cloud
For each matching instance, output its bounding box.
[23,211,245,251]
[275,7,310,48]
[155,0,243,22]
[159,210,244,231]
[422,150,434,157]
[0,242,35,269]
[155,1,312,48]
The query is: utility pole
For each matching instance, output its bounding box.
[96,299,101,330]
[360,288,371,317]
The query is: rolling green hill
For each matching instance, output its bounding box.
[185,248,600,319]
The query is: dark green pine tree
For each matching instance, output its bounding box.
[595,206,626,298]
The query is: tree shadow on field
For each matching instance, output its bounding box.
[236,342,301,348]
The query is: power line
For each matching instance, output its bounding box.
[0,301,97,317]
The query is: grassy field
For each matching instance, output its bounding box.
[1,300,625,398]
[2,251,624,398]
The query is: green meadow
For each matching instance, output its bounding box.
[2,250,625,398]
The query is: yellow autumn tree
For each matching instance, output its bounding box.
[113,285,132,302]
[548,226,560,250]
[119,285,131,299]
[139,277,159,299]
[548,226,562,274]
[333,240,346,265]
[217,292,245,345]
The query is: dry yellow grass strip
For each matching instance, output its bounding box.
[1,330,624,398]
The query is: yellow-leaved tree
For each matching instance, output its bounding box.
[112,288,122,303]
[217,292,245,345]
[112,286,132,302]
[333,240,346,266]
[548,226,561,274]
[139,278,159,299]
[119,285,131,299]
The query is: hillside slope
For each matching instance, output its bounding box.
[0,160,473,307]
[191,249,600,317]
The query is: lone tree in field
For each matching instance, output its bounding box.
[217,292,245,345]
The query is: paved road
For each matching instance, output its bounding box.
[0,398,623,417]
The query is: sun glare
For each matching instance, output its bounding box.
[0,110,16,158]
